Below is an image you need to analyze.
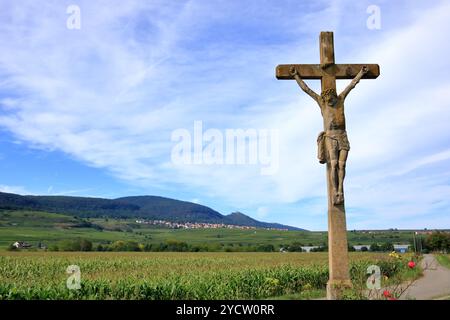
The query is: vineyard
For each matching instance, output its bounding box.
[0,252,416,300]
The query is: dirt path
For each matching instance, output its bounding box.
[400,254,450,300]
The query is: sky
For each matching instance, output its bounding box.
[0,0,449,230]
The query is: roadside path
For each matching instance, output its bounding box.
[400,254,450,300]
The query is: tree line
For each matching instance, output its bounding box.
[7,231,449,252]
[419,231,450,253]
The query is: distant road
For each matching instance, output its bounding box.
[401,254,450,300]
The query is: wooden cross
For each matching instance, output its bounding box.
[275,31,380,299]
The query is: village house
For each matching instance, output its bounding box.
[12,241,32,249]
[353,245,371,251]
[393,244,410,253]
[135,219,285,231]
[301,246,320,252]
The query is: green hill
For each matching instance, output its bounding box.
[0,192,303,230]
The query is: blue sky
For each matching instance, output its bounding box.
[0,0,450,230]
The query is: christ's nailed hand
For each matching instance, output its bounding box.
[289,66,297,76]
[362,65,369,74]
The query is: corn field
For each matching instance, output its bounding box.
[0,252,402,299]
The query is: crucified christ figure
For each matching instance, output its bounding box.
[290,65,369,205]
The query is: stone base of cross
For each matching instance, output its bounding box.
[276,32,380,299]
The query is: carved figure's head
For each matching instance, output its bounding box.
[322,88,338,107]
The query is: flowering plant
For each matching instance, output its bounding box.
[343,252,422,300]
[377,253,421,300]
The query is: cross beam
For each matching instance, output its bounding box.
[276,32,379,84]
[275,32,380,300]
[276,64,380,80]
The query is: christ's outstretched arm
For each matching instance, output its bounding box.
[339,66,369,100]
[290,67,320,103]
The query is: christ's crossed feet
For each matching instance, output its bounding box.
[334,192,344,205]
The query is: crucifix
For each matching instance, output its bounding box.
[276,31,380,299]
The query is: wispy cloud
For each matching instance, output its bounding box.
[0,184,32,195]
[0,0,449,229]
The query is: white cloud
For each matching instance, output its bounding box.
[256,206,269,219]
[0,185,31,195]
[393,149,450,176]
[0,1,449,228]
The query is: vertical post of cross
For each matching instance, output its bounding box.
[319,32,352,300]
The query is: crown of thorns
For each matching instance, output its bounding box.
[321,88,337,98]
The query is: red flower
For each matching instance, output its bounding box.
[383,290,391,298]
[408,261,416,269]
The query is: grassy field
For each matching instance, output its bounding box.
[0,210,417,250]
[436,254,450,269]
[0,251,417,300]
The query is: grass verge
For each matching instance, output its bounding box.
[436,254,450,269]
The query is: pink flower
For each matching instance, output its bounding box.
[408,261,416,269]
[388,297,398,300]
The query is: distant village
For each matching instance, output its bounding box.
[135,219,290,231]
